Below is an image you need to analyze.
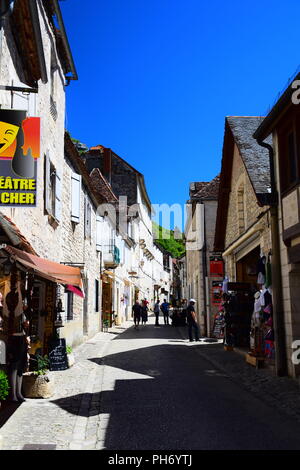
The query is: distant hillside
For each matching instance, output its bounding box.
[153,222,185,258]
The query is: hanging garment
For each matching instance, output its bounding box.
[2,281,11,317]
[257,256,266,285]
[14,281,23,317]
[260,288,267,307]
[222,276,229,294]
[265,258,272,288]
[264,290,272,307]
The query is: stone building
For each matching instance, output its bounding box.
[253,74,300,377]
[185,175,220,336]
[0,1,94,356]
[81,145,171,317]
[214,116,273,350]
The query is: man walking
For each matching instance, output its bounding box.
[154,300,160,326]
[132,301,142,330]
[160,299,170,325]
[186,299,200,342]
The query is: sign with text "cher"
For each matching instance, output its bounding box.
[0,109,40,206]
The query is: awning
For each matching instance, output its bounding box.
[2,245,83,290]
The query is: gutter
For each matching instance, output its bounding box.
[28,0,48,84]
[52,0,78,84]
[255,139,287,377]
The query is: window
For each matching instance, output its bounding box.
[95,279,99,312]
[84,196,92,239]
[65,291,74,321]
[278,111,300,193]
[237,184,245,234]
[45,152,61,222]
[50,48,58,121]
[71,172,81,223]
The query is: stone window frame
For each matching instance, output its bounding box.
[237,182,246,235]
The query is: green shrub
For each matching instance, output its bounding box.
[0,370,9,401]
[66,345,73,354]
[33,355,50,376]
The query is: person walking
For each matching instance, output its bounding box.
[132,301,142,330]
[160,299,170,325]
[141,300,148,325]
[154,300,160,326]
[186,299,200,342]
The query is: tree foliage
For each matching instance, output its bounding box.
[153,222,185,258]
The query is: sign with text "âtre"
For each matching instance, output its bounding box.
[0,109,40,206]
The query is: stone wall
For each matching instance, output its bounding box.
[225,144,266,249]
[0,1,66,262]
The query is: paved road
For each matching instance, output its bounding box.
[2,315,300,450]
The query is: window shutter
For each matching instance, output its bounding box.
[84,196,92,239]
[96,215,102,251]
[45,152,51,214]
[55,170,62,222]
[71,172,81,223]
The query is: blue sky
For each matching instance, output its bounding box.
[61,0,300,219]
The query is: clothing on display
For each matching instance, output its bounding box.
[257,256,266,285]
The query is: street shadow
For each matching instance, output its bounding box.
[0,401,21,429]
[51,341,300,450]
[112,323,188,341]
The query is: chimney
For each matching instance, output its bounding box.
[103,148,112,184]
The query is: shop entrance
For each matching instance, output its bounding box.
[102,278,113,328]
[236,246,260,286]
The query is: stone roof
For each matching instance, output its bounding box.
[0,213,36,254]
[194,174,220,199]
[89,168,118,204]
[226,116,271,194]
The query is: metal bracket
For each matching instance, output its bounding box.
[0,85,38,93]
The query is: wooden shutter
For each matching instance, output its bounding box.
[84,196,92,239]
[54,170,62,222]
[71,172,81,223]
[45,152,51,214]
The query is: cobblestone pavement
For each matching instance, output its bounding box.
[0,321,132,450]
[191,339,300,424]
[1,316,300,450]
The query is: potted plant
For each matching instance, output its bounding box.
[0,370,9,408]
[66,345,75,368]
[22,354,54,399]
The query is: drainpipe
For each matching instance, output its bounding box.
[255,139,287,377]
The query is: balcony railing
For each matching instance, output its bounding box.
[102,244,120,268]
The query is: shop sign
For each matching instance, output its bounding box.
[49,338,68,371]
[211,281,223,305]
[0,110,40,206]
[209,254,224,278]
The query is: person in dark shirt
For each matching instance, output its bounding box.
[186,299,200,342]
[160,299,170,325]
[132,301,142,330]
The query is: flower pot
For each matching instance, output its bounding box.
[22,372,54,398]
[67,352,75,368]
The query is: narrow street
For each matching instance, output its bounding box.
[2,315,300,451]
